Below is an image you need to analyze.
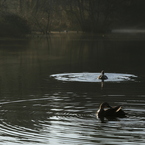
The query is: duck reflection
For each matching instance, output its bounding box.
[101,80,104,88]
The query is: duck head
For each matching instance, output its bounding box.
[97,102,112,123]
[101,70,105,75]
[100,102,111,109]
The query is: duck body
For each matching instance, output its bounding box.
[98,70,108,80]
[96,102,126,122]
[98,75,108,80]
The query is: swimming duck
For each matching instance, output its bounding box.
[98,70,108,80]
[96,102,126,122]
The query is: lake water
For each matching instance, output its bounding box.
[0,34,145,144]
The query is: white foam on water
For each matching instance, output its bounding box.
[50,72,137,82]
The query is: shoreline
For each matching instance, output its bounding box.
[0,31,145,40]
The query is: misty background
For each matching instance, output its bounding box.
[0,0,145,37]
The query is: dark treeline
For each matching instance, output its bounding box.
[0,0,145,36]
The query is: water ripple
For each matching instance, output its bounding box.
[50,72,137,82]
[0,94,144,144]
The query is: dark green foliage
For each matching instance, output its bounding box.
[0,0,145,35]
[0,13,30,37]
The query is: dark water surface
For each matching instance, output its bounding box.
[0,34,145,144]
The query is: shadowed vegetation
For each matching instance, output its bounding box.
[0,0,145,36]
[0,12,30,37]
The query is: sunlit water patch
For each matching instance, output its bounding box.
[50,72,137,82]
[0,96,95,145]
